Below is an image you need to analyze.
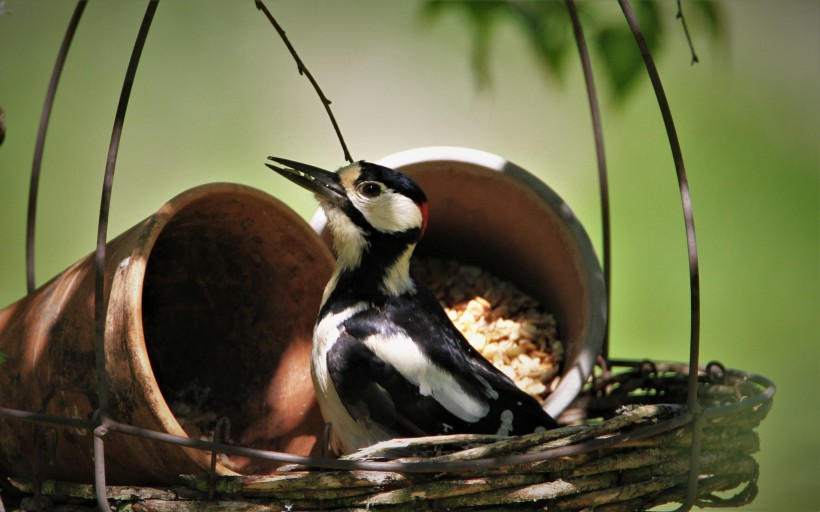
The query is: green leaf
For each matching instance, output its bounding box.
[422,1,511,90]
[421,0,724,102]
[594,0,665,99]
[687,0,724,39]
[507,1,572,81]
[596,25,646,99]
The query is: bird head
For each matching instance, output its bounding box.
[266,157,428,284]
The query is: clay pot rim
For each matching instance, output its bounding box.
[310,146,607,417]
[113,182,320,474]
[114,183,268,456]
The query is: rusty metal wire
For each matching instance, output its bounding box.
[25,0,87,294]
[0,1,765,511]
[92,1,159,510]
[565,0,612,362]
[617,1,703,509]
[616,0,702,413]
[0,407,89,431]
[0,14,53,486]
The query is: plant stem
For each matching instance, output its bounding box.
[255,0,353,164]
[676,0,700,65]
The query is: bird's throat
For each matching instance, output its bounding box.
[322,204,419,313]
[324,206,367,271]
[380,244,416,297]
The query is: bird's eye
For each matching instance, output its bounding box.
[359,182,382,198]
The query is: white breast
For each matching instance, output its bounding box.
[312,305,491,453]
[312,303,392,453]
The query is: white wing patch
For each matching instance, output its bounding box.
[475,375,500,400]
[362,331,490,423]
[496,409,514,436]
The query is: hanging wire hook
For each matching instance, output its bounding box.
[705,361,727,385]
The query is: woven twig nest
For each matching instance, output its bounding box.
[10,362,771,511]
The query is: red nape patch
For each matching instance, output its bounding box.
[418,201,429,237]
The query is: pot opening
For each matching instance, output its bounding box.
[140,191,328,473]
[408,166,586,355]
[405,163,600,416]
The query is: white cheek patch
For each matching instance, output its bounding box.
[362,332,489,423]
[352,191,423,234]
[323,204,368,271]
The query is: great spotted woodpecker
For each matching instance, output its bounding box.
[266,156,559,454]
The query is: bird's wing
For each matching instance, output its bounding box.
[327,328,480,436]
[329,287,557,437]
[387,286,559,433]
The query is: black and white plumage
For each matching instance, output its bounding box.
[266,156,559,454]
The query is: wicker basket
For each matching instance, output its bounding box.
[7,361,773,511]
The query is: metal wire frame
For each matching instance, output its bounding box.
[91,2,160,510]
[25,0,88,294]
[564,0,612,363]
[616,1,703,508]
[0,1,745,511]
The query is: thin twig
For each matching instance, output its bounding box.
[255,0,353,163]
[676,0,699,65]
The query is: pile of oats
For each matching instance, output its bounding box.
[411,257,564,403]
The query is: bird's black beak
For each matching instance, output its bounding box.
[266,156,346,205]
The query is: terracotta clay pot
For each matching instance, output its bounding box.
[0,183,333,484]
[312,147,607,418]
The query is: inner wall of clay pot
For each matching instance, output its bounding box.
[405,165,588,371]
[140,193,328,472]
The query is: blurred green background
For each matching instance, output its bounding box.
[0,1,817,510]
